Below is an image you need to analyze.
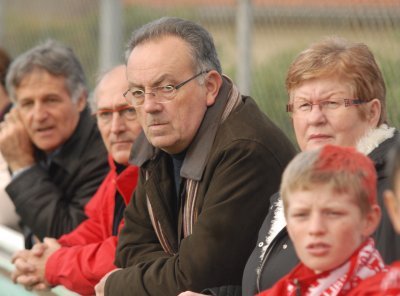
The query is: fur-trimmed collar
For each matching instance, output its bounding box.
[260,198,286,261]
[356,124,395,156]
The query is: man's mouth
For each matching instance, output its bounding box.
[36,126,54,133]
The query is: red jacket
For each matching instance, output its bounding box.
[348,262,400,296]
[45,155,138,295]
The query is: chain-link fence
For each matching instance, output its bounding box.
[1,0,399,145]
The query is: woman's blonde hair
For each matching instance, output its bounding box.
[286,37,386,125]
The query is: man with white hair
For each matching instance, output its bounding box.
[11,65,142,295]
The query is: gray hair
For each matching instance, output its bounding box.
[6,39,87,103]
[125,17,222,74]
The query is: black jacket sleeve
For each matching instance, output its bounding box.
[6,112,109,242]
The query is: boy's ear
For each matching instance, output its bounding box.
[363,204,381,238]
[384,189,400,233]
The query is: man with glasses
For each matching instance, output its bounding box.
[95,17,296,296]
[11,65,142,295]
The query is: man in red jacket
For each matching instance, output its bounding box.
[10,64,142,295]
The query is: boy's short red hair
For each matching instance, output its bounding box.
[281,144,377,215]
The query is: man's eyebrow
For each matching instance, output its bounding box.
[96,106,112,111]
[97,102,131,110]
[18,97,33,103]
[129,73,174,88]
[114,102,131,108]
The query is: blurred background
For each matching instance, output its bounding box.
[1,0,399,143]
[0,0,399,294]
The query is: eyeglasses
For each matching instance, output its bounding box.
[123,70,209,107]
[93,105,137,123]
[286,99,369,116]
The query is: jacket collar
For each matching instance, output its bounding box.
[36,107,97,176]
[109,155,139,205]
[356,124,396,156]
[356,124,398,171]
[129,75,233,181]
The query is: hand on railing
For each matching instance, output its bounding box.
[11,237,61,291]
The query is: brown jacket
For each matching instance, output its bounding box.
[105,77,296,295]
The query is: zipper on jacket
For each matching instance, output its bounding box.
[256,227,287,292]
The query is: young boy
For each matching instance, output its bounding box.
[349,141,400,295]
[258,144,386,296]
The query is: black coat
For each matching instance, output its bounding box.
[241,192,297,296]
[6,108,109,248]
[242,130,400,296]
[207,129,400,296]
[371,130,400,263]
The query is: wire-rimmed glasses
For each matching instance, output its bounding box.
[123,70,209,107]
[286,98,370,116]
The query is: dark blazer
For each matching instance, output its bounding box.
[104,77,296,296]
[371,130,400,263]
[6,108,109,248]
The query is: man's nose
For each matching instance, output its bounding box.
[110,112,126,133]
[142,93,162,113]
[32,103,48,120]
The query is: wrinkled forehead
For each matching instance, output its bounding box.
[127,36,195,81]
[96,96,128,110]
[96,83,128,106]
[289,75,356,101]
[15,69,70,100]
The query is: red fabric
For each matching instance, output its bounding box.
[348,262,400,296]
[45,155,138,295]
[258,238,386,296]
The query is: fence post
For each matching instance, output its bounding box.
[0,0,4,45]
[236,0,252,95]
[99,0,123,72]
